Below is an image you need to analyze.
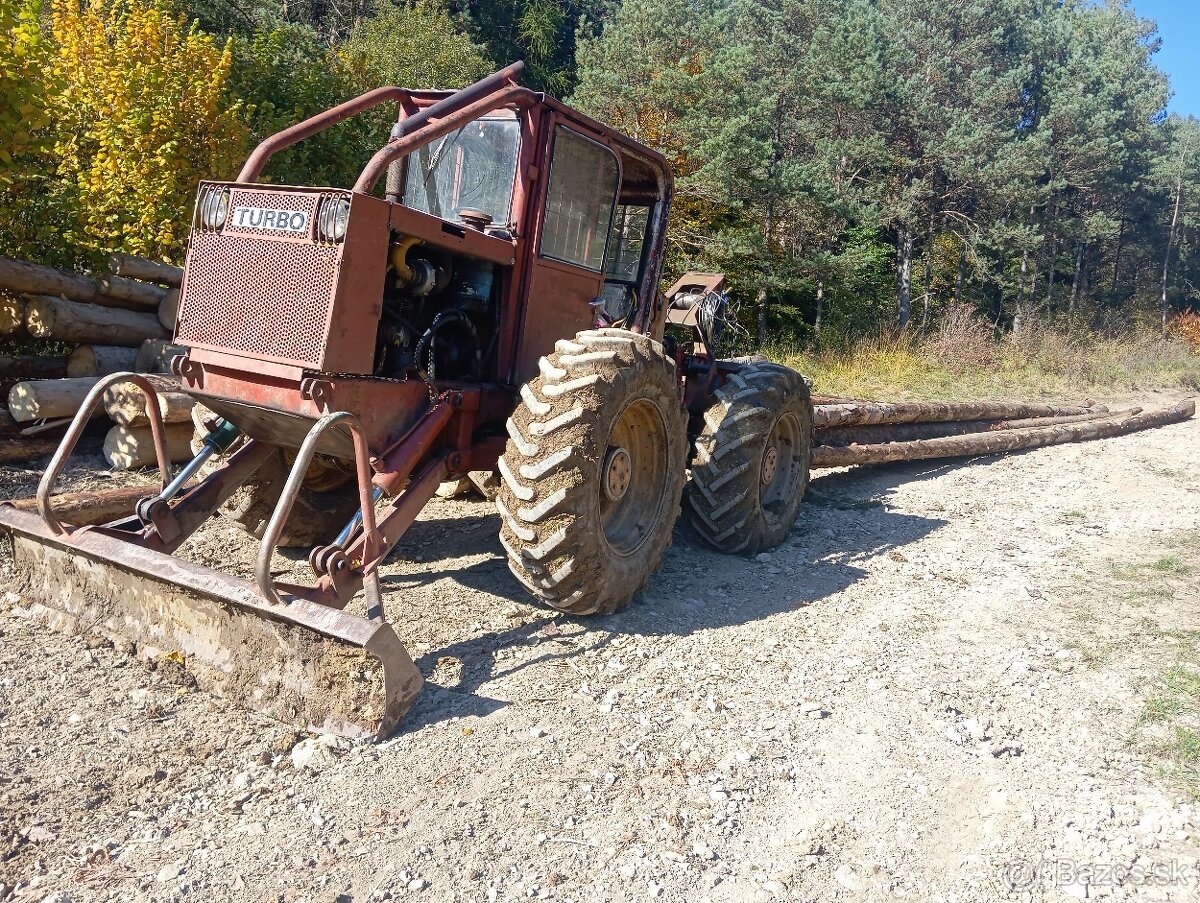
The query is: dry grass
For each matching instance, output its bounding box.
[769,310,1200,401]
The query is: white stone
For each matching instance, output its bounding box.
[155,862,185,884]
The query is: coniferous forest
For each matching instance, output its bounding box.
[2,0,1199,351]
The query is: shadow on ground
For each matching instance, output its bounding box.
[395,455,976,730]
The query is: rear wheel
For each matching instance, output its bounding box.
[496,329,687,615]
[684,362,812,555]
[222,448,359,548]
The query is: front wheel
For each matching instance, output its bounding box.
[496,329,688,615]
[684,362,812,555]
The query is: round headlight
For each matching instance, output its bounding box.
[317,196,351,242]
[199,188,229,230]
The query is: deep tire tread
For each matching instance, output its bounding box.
[497,329,687,615]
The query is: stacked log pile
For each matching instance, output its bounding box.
[0,253,190,468]
[810,398,1196,469]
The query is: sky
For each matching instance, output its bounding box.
[1130,0,1199,118]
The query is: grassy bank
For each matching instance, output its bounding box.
[767,311,1200,401]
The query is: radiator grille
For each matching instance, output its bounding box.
[176,230,340,369]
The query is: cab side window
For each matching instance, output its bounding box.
[540,127,619,271]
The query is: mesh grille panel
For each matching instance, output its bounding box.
[177,231,339,368]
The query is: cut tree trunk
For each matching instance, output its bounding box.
[66,345,139,378]
[0,438,61,465]
[814,408,1136,447]
[108,253,183,287]
[0,256,100,302]
[812,399,1094,429]
[103,375,192,427]
[95,276,165,310]
[0,354,69,379]
[134,339,186,373]
[0,292,25,335]
[0,255,162,311]
[8,484,155,525]
[811,402,1194,469]
[7,377,102,422]
[25,296,168,346]
[103,423,194,469]
[157,287,180,332]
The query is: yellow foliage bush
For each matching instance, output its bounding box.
[0,0,50,183]
[1171,311,1200,353]
[49,0,247,261]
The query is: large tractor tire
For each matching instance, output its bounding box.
[496,328,688,616]
[684,361,812,556]
[221,448,360,548]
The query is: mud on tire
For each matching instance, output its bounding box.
[684,361,812,556]
[496,328,688,616]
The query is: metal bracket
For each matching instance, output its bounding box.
[36,373,175,536]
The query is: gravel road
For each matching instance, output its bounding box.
[1,392,1198,903]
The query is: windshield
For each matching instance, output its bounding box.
[402,117,520,227]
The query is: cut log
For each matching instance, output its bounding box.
[25,296,168,346]
[810,401,1196,469]
[814,408,1133,447]
[103,375,193,428]
[0,291,25,335]
[0,438,61,464]
[0,254,161,311]
[0,255,102,302]
[0,353,69,379]
[157,287,180,332]
[8,485,155,525]
[66,345,140,378]
[96,276,166,310]
[7,377,102,422]
[108,253,183,287]
[812,399,1094,429]
[134,338,186,373]
[103,422,195,469]
[104,389,195,427]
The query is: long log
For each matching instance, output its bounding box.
[7,485,154,525]
[0,354,69,379]
[811,399,1094,429]
[25,296,168,346]
[0,292,25,335]
[108,253,183,287]
[103,375,193,427]
[66,345,140,378]
[158,287,180,332]
[0,438,61,464]
[814,408,1133,447]
[103,422,194,469]
[7,377,102,422]
[96,276,166,309]
[0,256,100,302]
[0,255,162,311]
[134,338,185,373]
[811,401,1196,469]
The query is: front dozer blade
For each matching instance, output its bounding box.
[0,507,423,740]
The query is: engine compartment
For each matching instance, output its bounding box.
[374,237,502,383]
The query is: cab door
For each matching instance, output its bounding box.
[513,122,621,383]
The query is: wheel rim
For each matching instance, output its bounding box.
[760,411,805,528]
[600,397,669,556]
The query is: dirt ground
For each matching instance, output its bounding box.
[2,390,1199,903]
